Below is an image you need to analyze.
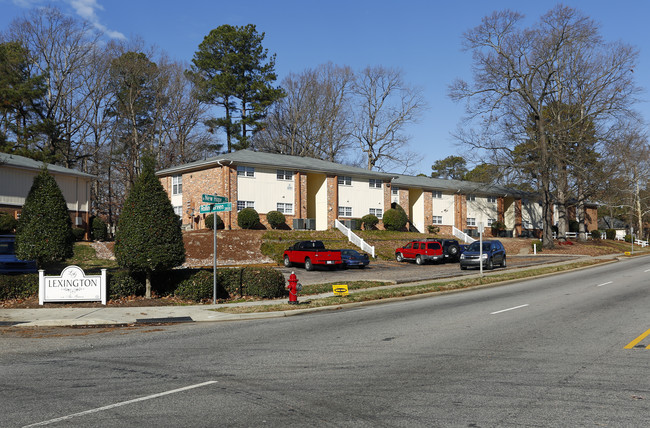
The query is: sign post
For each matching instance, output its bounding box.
[201,194,231,304]
[478,222,484,277]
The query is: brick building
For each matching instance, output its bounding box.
[156,150,598,236]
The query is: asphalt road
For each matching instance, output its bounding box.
[278,254,576,285]
[2,255,650,427]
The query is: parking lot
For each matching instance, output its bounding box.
[277,255,577,285]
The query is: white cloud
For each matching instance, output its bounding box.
[68,0,126,40]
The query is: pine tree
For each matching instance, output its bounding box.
[114,153,185,298]
[15,166,74,267]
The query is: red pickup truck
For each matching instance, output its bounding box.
[395,239,444,265]
[283,240,343,271]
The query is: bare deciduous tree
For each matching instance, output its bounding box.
[352,66,425,172]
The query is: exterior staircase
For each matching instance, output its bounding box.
[334,219,375,257]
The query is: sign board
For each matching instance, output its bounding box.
[39,266,107,305]
[202,194,228,203]
[199,202,233,214]
[332,284,349,296]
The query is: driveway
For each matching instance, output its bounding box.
[277,255,579,285]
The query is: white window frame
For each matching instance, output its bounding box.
[276,202,293,215]
[392,187,399,196]
[237,200,255,211]
[466,194,476,202]
[369,208,383,219]
[467,217,476,226]
[487,218,496,227]
[432,216,443,224]
[237,166,255,177]
[432,191,442,199]
[173,205,183,218]
[369,179,382,189]
[277,169,293,180]
[338,206,352,217]
[487,196,497,203]
[338,176,352,186]
[172,175,182,195]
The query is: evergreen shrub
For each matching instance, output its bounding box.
[108,270,145,299]
[531,240,543,252]
[0,212,17,234]
[266,211,286,229]
[205,213,224,230]
[590,230,601,240]
[383,208,407,231]
[237,208,260,229]
[0,274,38,300]
[361,214,379,230]
[92,217,108,241]
[605,229,616,240]
[72,228,85,241]
[242,267,285,298]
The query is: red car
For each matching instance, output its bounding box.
[395,240,444,265]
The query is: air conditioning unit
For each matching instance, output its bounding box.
[305,218,316,230]
[293,218,305,230]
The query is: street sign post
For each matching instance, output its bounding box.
[202,194,228,204]
[198,195,232,304]
[199,202,232,214]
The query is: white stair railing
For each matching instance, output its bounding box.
[334,219,375,257]
[453,226,476,244]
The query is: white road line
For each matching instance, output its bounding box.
[23,381,218,427]
[597,281,613,287]
[490,304,529,315]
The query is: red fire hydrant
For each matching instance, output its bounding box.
[287,271,300,304]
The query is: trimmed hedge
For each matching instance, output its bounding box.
[0,212,17,234]
[0,273,38,300]
[606,229,616,240]
[174,267,286,301]
[108,270,145,299]
[72,228,86,241]
[590,230,601,240]
[242,267,285,298]
[266,210,286,229]
[361,214,379,230]
[205,213,224,230]
[383,208,407,231]
[238,208,260,229]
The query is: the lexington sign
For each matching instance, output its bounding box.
[39,266,107,305]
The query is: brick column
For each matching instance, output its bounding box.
[515,198,522,237]
[327,175,338,228]
[497,197,505,224]
[423,191,433,229]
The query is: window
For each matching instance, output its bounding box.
[237,166,255,177]
[466,194,476,201]
[369,208,382,219]
[277,170,293,180]
[467,217,476,226]
[488,218,496,227]
[172,175,182,195]
[338,206,352,217]
[277,203,293,214]
[392,187,399,196]
[173,205,183,217]
[338,176,351,186]
[432,191,442,199]
[432,216,443,224]
[369,179,382,188]
[237,200,254,211]
[413,243,420,249]
[487,196,497,203]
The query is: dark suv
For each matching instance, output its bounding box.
[459,239,506,270]
[427,238,461,262]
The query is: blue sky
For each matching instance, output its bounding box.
[1,0,648,175]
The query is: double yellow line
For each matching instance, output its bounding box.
[624,328,650,349]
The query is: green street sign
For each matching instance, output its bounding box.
[199,202,233,213]
[202,194,228,203]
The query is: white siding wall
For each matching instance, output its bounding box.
[237,167,295,214]
[338,177,384,218]
[467,197,498,231]
[432,193,455,226]
[0,167,89,211]
[522,200,543,229]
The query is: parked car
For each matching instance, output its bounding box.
[0,235,38,274]
[459,240,506,270]
[395,240,444,265]
[283,240,343,271]
[340,249,370,269]
[427,238,461,262]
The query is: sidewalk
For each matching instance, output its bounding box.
[0,253,630,328]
